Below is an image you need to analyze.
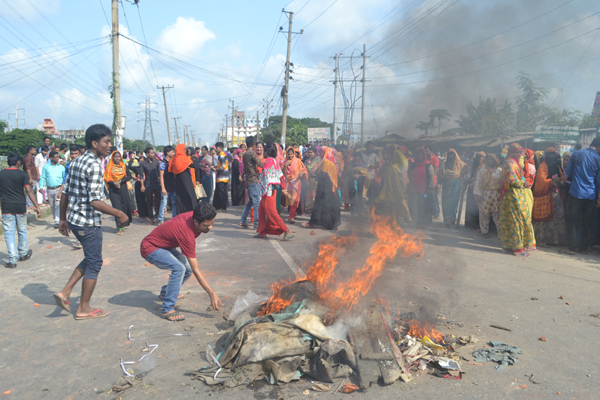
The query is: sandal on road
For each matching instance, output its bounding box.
[281,235,294,241]
[254,233,267,239]
[53,293,71,313]
[162,311,185,322]
[301,222,314,229]
[238,223,249,228]
[75,309,109,320]
[559,248,575,255]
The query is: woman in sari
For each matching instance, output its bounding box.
[130,152,148,220]
[169,144,198,214]
[197,146,213,203]
[283,147,307,223]
[231,149,245,206]
[522,148,536,216]
[256,144,292,240]
[304,148,322,213]
[303,147,341,230]
[407,148,435,227]
[104,151,133,234]
[473,154,503,238]
[376,147,411,226]
[498,143,536,256]
[465,151,486,230]
[531,148,566,247]
[439,149,469,226]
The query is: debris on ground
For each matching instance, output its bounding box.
[340,383,360,393]
[311,383,330,392]
[539,336,548,342]
[490,324,512,332]
[472,341,523,372]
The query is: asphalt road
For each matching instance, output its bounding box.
[0,204,598,399]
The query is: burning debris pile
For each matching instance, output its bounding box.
[192,213,468,390]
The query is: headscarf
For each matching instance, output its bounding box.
[236,149,245,177]
[523,148,536,186]
[169,143,196,186]
[562,151,571,169]
[506,143,524,161]
[474,154,502,196]
[470,151,486,179]
[439,148,466,181]
[408,148,431,195]
[320,158,338,191]
[104,151,127,186]
[275,143,285,168]
[534,150,544,169]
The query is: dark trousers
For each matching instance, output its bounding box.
[145,188,161,220]
[213,181,228,210]
[201,174,213,204]
[69,224,103,280]
[109,186,133,229]
[565,193,595,252]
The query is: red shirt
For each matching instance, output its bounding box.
[140,211,200,259]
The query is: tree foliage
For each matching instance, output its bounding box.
[429,109,451,136]
[0,128,47,156]
[415,120,435,136]
[260,116,333,146]
[456,97,514,137]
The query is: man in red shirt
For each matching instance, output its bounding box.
[140,202,222,321]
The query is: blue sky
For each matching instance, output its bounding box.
[1,0,599,145]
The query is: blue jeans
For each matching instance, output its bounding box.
[201,174,213,204]
[239,182,260,229]
[158,191,177,222]
[146,248,192,313]
[2,214,28,264]
[70,224,103,279]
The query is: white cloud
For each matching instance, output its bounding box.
[156,17,216,57]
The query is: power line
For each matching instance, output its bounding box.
[300,0,338,30]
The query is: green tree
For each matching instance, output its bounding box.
[0,120,8,133]
[516,72,548,131]
[0,128,46,156]
[415,120,434,137]
[429,109,451,136]
[580,113,599,129]
[260,115,333,146]
[456,97,514,137]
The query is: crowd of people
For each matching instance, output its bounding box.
[3,123,600,319]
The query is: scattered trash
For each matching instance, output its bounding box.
[228,290,269,321]
[47,245,52,249]
[472,341,523,372]
[145,262,151,266]
[310,231,316,235]
[565,302,571,305]
[519,384,527,389]
[591,314,600,319]
[340,383,360,393]
[557,392,561,395]
[311,383,330,392]
[539,336,548,342]
[303,389,309,395]
[3,390,10,395]
[33,303,40,307]
[127,322,191,341]
[530,297,539,300]
[467,362,484,366]
[423,286,430,290]
[559,295,565,299]
[120,341,158,377]
[436,357,462,371]
[456,335,478,345]
[525,374,540,384]
[490,324,512,332]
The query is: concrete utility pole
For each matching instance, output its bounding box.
[8,107,25,129]
[229,100,236,148]
[257,110,260,141]
[157,85,174,144]
[332,53,339,144]
[112,0,123,152]
[361,44,367,145]
[172,117,181,143]
[280,11,294,149]
[184,125,191,145]
[224,114,228,147]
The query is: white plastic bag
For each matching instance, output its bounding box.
[228,290,269,321]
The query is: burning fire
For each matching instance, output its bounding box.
[258,211,424,318]
[407,320,445,345]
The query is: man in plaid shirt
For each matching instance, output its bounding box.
[53,124,128,320]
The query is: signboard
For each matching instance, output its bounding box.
[533,125,579,144]
[593,91,600,116]
[307,127,331,142]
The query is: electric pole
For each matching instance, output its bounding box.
[332,53,339,144]
[263,98,272,127]
[157,85,174,144]
[172,117,181,143]
[8,107,25,130]
[138,96,157,146]
[224,114,228,147]
[256,110,260,141]
[280,11,293,148]
[361,44,367,145]
[111,0,123,152]
[190,130,196,147]
[184,125,191,145]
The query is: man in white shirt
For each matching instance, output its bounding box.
[35,146,49,203]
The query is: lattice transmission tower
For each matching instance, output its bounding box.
[138,96,158,146]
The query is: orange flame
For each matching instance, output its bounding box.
[259,210,424,317]
[407,320,445,344]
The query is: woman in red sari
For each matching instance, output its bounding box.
[283,147,307,223]
[256,144,293,240]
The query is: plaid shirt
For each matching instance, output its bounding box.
[63,151,104,227]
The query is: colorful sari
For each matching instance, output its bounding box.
[376,148,411,225]
[473,156,502,235]
[532,149,566,245]
[304,156,322,212]
[498,144,535,252]
[439,149,468,225]
[283,149,307,208]
[257,157,288,237]
[407,149,435,227]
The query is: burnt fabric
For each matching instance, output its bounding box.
[308,339,357,383]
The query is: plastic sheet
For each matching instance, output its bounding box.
[228,290,269,321]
